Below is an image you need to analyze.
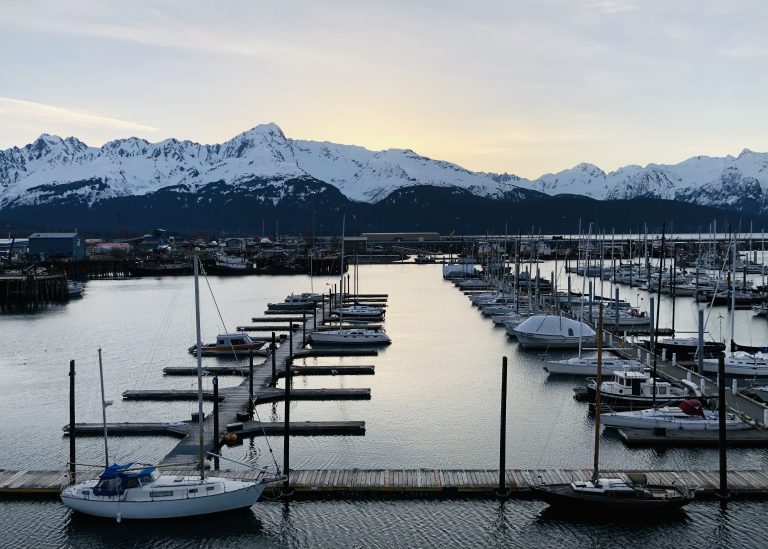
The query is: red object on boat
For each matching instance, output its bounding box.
[678,399,705,418]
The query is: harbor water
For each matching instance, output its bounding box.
[2,261,768,547]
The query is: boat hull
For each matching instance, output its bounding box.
[310,331,391,345]
[61,482,266,520]
[515,334,595,349]
[532,484,692,512]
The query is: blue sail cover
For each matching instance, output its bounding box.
[93,463,158,496]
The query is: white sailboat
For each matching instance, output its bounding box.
[309,216,391,346]
[61,253,286,520]
[601,400,753,431]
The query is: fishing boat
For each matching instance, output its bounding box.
[512,315,595,349]
[533,305,695,512]
[584,369,693,407]
[61,255,286,520]
[188,332,265,357]
[601,399,753,431]
[204,254,257,276]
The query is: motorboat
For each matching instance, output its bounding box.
[601,400,753,431]
[544,358,645,376]
[512,315,596,349]
[204,254,256,275]
[188,333,265,357]
[533,473,694,512]
[67,281,84,297]
[584,369,691,407]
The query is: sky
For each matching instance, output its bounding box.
[0,0,766,179]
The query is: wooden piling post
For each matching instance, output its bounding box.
[68,359,76,483]
[212,376,220,470]
[717,353,729,504]
[302,310,307,346]
[249,348,255,416]
[271,332,276,383]
[283,334,293,497]
[496,356,509,497]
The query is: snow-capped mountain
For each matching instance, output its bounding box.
[518,149,768,212]
[0,123,530,210]
[0,124,766,217]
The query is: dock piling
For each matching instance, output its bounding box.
[283,337,293,498]
[496,356,509,498]
[249,349,254,416]
[68,359,76,483]
[271,332,277,383]
[718,353,729,504]
[212,376,220,470]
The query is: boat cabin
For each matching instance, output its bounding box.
[92,464,159,496]
[216,333,253,346]
[606,370,671,397]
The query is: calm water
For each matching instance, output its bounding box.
[2,262,768,547]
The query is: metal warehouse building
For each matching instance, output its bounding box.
[29,232,86,260]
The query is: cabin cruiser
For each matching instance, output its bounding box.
[188,333,264,357]
[512,315,596,349]
[585,369,692,406]
[601,399,753,431]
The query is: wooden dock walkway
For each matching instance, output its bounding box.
[253,388,371,404]
[163,364,375,377]
[61,421,365,438]
[2,468,766,499]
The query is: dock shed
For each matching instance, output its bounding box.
[29,232,85,260]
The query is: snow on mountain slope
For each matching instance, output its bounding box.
[0,123,766,214]
[0,123,524,208]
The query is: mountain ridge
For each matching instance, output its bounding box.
[1,124,767,231]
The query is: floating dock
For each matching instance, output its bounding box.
[61,420,364,438]
[253,388,371,404]
[618,428,768,448]
[122,390,223,402]
[163,365,375,377]
[2,468,766,499]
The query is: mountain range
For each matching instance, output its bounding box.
[1,123,766,234]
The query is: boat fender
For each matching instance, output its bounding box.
[680,379,701,396]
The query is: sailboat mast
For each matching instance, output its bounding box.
[731,234,736,351]
[97,347,109,468]
[339,216,346,327]
[193,253,205,480]
[652,224,666,411]
[592,304,604,484]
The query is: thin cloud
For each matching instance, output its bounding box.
[0,97,159,132]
